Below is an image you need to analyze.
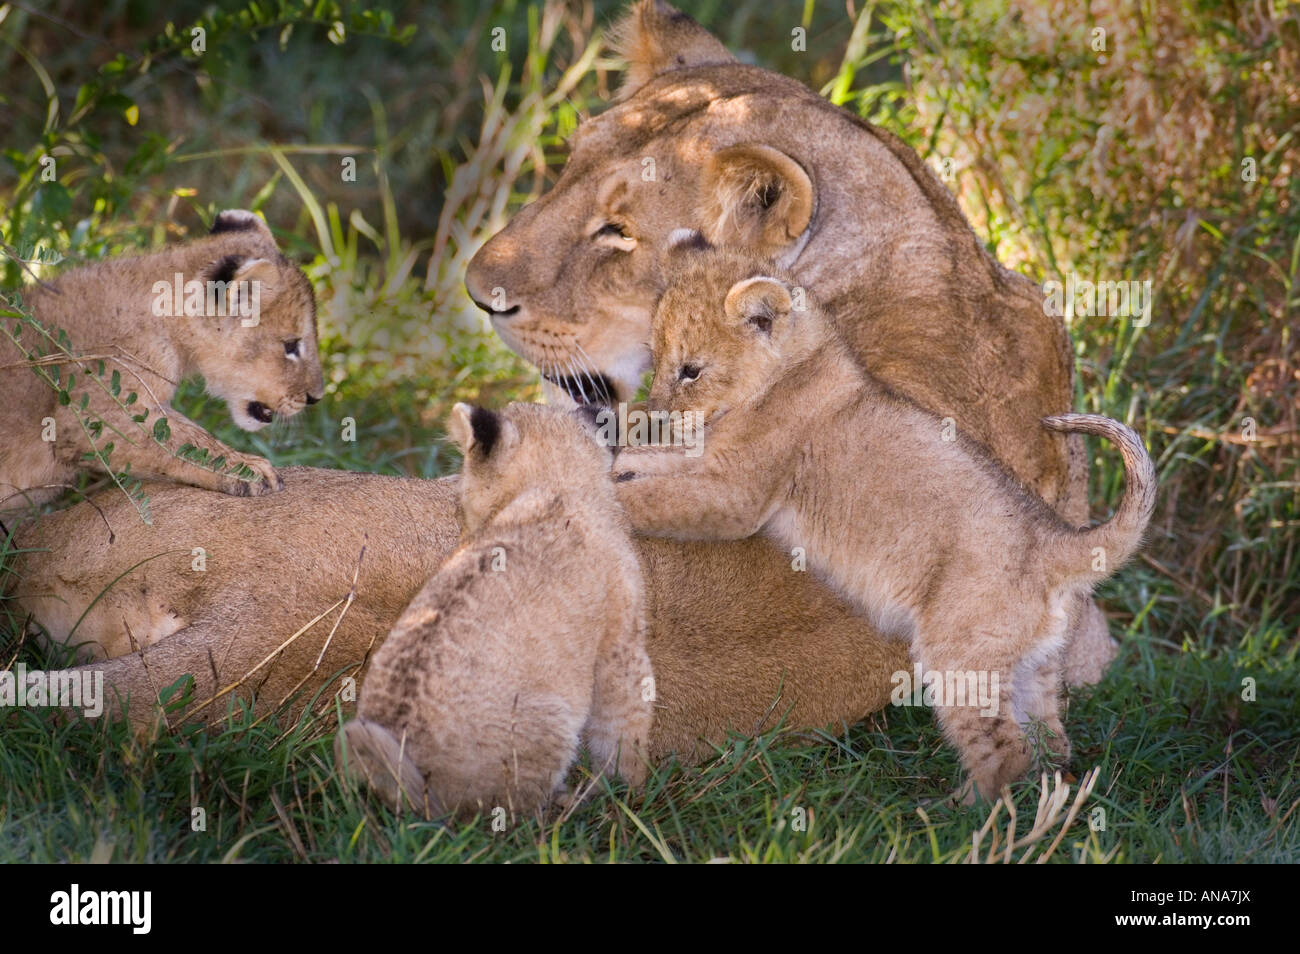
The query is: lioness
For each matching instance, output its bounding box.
[0,209,323,515]
[612,236,1157,799]
[338,403,653,817]
[464,0,1114,684]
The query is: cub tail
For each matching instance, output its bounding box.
[1041,413,1157,585]
[336,717,429,816]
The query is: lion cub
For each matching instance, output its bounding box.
[1,209,323,515]
[336,402,654,818]
[614,234,1157,800]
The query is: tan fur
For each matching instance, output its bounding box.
[465,0,1113,688]
[336,402,653,818]
[613,243,1157,799]
[6,467,906,760]
[1,210,323,517]
[607,0,734,99]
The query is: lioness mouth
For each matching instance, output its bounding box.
[544,373,616,407]
[247,401,274,424]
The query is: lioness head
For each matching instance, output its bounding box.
[647,231,812,424]
[447,401,614,535]
[188,209,325,431]
[465,0,853,408]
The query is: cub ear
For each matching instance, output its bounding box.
[723,276,793,336]
[608,0,735,100]
[210,209,273,241]
[701,144,814,254]
[208,255,281,307]
[449,403,489,455]
[233,257,277,286]
[448,403,517,458]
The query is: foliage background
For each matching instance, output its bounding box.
[0,0,1296,862]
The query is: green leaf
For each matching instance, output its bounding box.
[110,370,121,396]
[158,673,195,708]
[152,417,171,442]
[33,183,73,225]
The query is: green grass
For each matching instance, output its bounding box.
[1,0,1297,863]
[0,625,1293,863]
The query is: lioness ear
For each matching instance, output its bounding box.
[723,276,793,336]
[608,0,735,100]
[702,144,814,254]
[210,209,274,241]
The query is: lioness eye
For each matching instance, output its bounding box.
[595,222,630,240]
[678,363,701,383]
[284,338,301,357]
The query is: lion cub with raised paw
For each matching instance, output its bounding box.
[337,402,654,819]
[0,209,323,515]
[614,233,1157,802]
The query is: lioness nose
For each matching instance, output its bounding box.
[469,295,520,320]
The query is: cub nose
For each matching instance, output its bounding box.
[305,393,321,405]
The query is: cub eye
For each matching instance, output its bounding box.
[284,338,301,357]
[678,363,701,383]
[595,222,629,240]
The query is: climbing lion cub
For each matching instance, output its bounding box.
[614,234,1157,801]
[337,402,654,818]
[0,210,323,515]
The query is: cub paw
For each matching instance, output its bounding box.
[221,456,282,496]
